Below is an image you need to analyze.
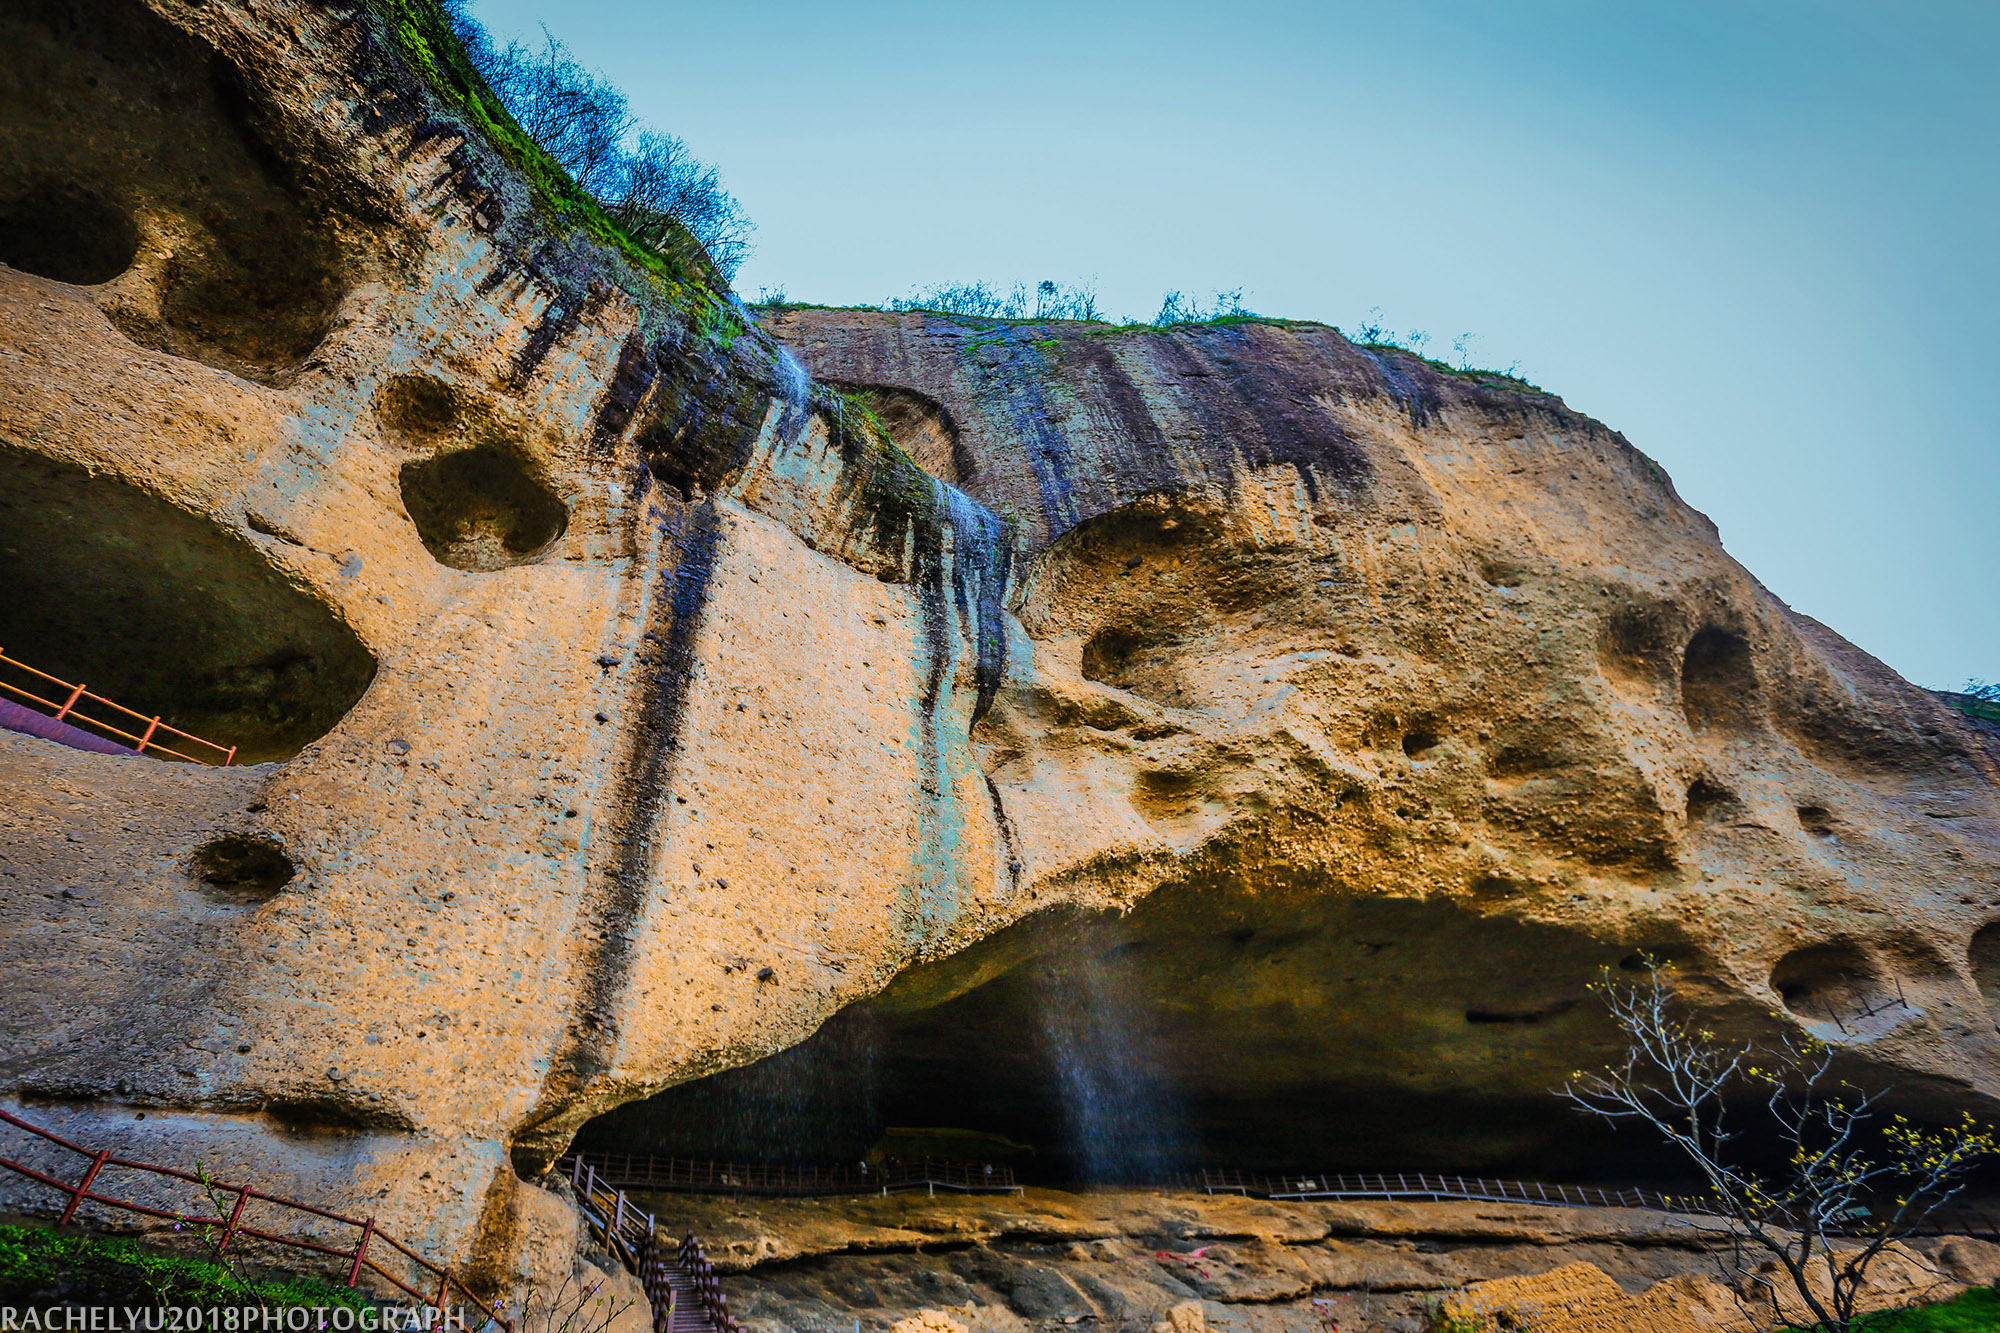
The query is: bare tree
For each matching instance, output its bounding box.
[890,281,1027,319]
[1154,287,1250,325]
[486,29,632,195]
[433,1,754,280]
[607,131,755,277]
[1562,964,1995,1331]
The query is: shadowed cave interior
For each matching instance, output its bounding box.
[378,375,571,572]
[399,446,569,572]
[0,0,351,383]
[0,445,376,763]
[580,886,1703,1184]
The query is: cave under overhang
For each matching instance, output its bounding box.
[577,876,1737,1181]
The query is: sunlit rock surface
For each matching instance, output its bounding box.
[641,1188,2000,1333]
[2,0,1999,1304]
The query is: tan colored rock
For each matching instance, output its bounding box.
[1148,1300,1205,1333]
[2,0,1999,1321]
[1444,1244,1968,1333]
[649,1188,1999,1333]
[1444,1261,1745,1333]
[750,303,2000,1170]
[890,1310,971,1333]
[1936,1235,2000,1286]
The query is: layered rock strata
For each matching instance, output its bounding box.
[646,1188,2000,1333]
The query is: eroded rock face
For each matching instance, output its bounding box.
[2,0,1999,1304]
[605,307,2000,1173]
[0,0,1009,1296]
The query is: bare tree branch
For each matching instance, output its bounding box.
[1560,962,1995,1332]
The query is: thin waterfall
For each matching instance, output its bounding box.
[1038,942,1190,1183]
[772,344,815,443]
[711,1011,881,1163]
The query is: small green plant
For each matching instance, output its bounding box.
[697,300,745,354]
[184,1161,264,1307]
[836,389,890,442]
[0,1220,370,1309]
[1946,681,2000,725]
[1782,1286,1998,1331]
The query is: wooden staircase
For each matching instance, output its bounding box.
[649,1247,717,1333]
[569,1157,741,1333]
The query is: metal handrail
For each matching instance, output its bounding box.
[0,648,235,764]
[558,1151,1023,1198]
[1186,1168,1701,1213]
[0,1108,504,1326]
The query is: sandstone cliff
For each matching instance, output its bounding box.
[2,0,1998,1308]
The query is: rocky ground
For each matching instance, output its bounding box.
[634,1186,2000,1332]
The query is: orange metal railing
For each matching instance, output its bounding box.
[0,648,235,765]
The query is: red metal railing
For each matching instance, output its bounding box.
[0,649,235,764]
[0,1108,505,1326]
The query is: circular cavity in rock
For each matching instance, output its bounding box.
[376,374,462,443]
[1770,941,1883,1021]
[0,444,377,762]
[1684,776,1737,822]
[0,179,137,285]
[1680,626,1756,732]
[398,445,567,571]
[192,833,294,901]
[3,0,349,384]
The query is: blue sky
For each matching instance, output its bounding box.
[469,0,1997,690]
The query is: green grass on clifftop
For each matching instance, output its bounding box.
[366,0,720,298]
[1351,340,1547,394]
[1945,693,2000,727]
[0,1220,372,1309]
[751,301,1549,394]
[1780,1287,2000,1332]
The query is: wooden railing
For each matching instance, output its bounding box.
[1187,1168,1695,1213]
[1186,1170,2000,1239]
[568,1156,655,1269]
[565,1158,738,1333]
[0,1108,504,1325]
[0,649,235,764]
[560,1151,1021,1199]
[675,1233,741,1333]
